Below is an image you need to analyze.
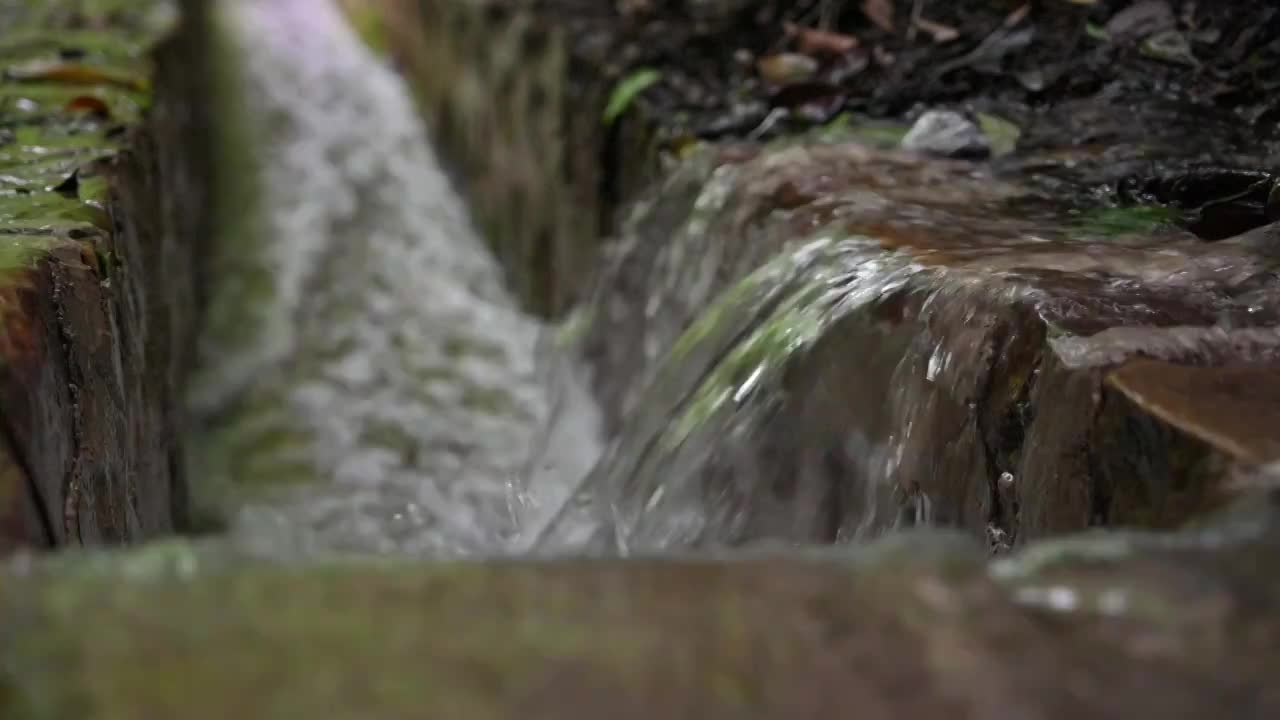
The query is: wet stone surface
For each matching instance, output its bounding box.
[543,139,1280,553]
[6,510,1280,718]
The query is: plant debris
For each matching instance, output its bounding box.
[571,0,1280,241]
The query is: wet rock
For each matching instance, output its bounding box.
[0,1,191,555]
[900,110,990,159]
[1105,360,1280,466]
[5,522,1280,718]
[377,0,605,316]
[1105,1,1176,43]
[552,140,1280,552]
[0,440,45,548]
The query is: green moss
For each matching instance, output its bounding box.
[0,233,59,273]
[0,0,175,291]
[665,241,800,365]
[976,112,1021,157]
[187,1,272,371]
[810,113,909,148]
[655,235,864,448]
[1071,204,1182,238]
[667,275,832,447]
[184,380,324,525]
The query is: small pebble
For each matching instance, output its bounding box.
[901,109,991,159]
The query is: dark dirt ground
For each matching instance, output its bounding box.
[561,0,1280,241]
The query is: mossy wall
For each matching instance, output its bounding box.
[0,0,201,552]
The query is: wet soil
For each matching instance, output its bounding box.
[561,0,1280,240]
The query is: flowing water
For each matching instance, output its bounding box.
[535,141,1280,554]
[185,0,601,558]
[185,0,1280,562]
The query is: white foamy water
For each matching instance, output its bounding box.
[187,0,600,558]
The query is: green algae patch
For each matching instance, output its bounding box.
[184,386,319,527]
[180,0,287,521]
[659,234,897,449]
[183,1,271,380]
[1070,204,1182,238]
[811,113,909,148]
[0,0,177,287]
[667,275,832,448]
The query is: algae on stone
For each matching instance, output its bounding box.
[5,521,1280,718]
[0,0,174,287]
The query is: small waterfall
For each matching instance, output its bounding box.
[531,138,1280,555]
[186,0,600,558]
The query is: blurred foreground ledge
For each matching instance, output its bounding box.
[5,507,1280,718]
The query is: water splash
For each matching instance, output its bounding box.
[186,0,600,558]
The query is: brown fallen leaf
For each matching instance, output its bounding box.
[783,22,859,55]
[6,61,146,92]
[757,53,819,84]
[914,17,960,43]
[65,95,111,119]
[862,0,894,32]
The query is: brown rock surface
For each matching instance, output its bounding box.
[548,141,1280,551]
[1106,359,1280,466]
[5,519,1280,719]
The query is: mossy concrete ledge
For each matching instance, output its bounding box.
[373,0,660,317]
[3,521,1280,718]
[0,0,199,553]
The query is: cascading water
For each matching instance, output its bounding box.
[185,0,601,558]
[182,0,1280,564]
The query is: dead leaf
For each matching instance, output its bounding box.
[6,61,145,92]
[65,95,111,119]
[784,22,859,55]
[914,17,960,43]
[757,53,819,84]
[862,0,894,33]
[1004,3,1031,28]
